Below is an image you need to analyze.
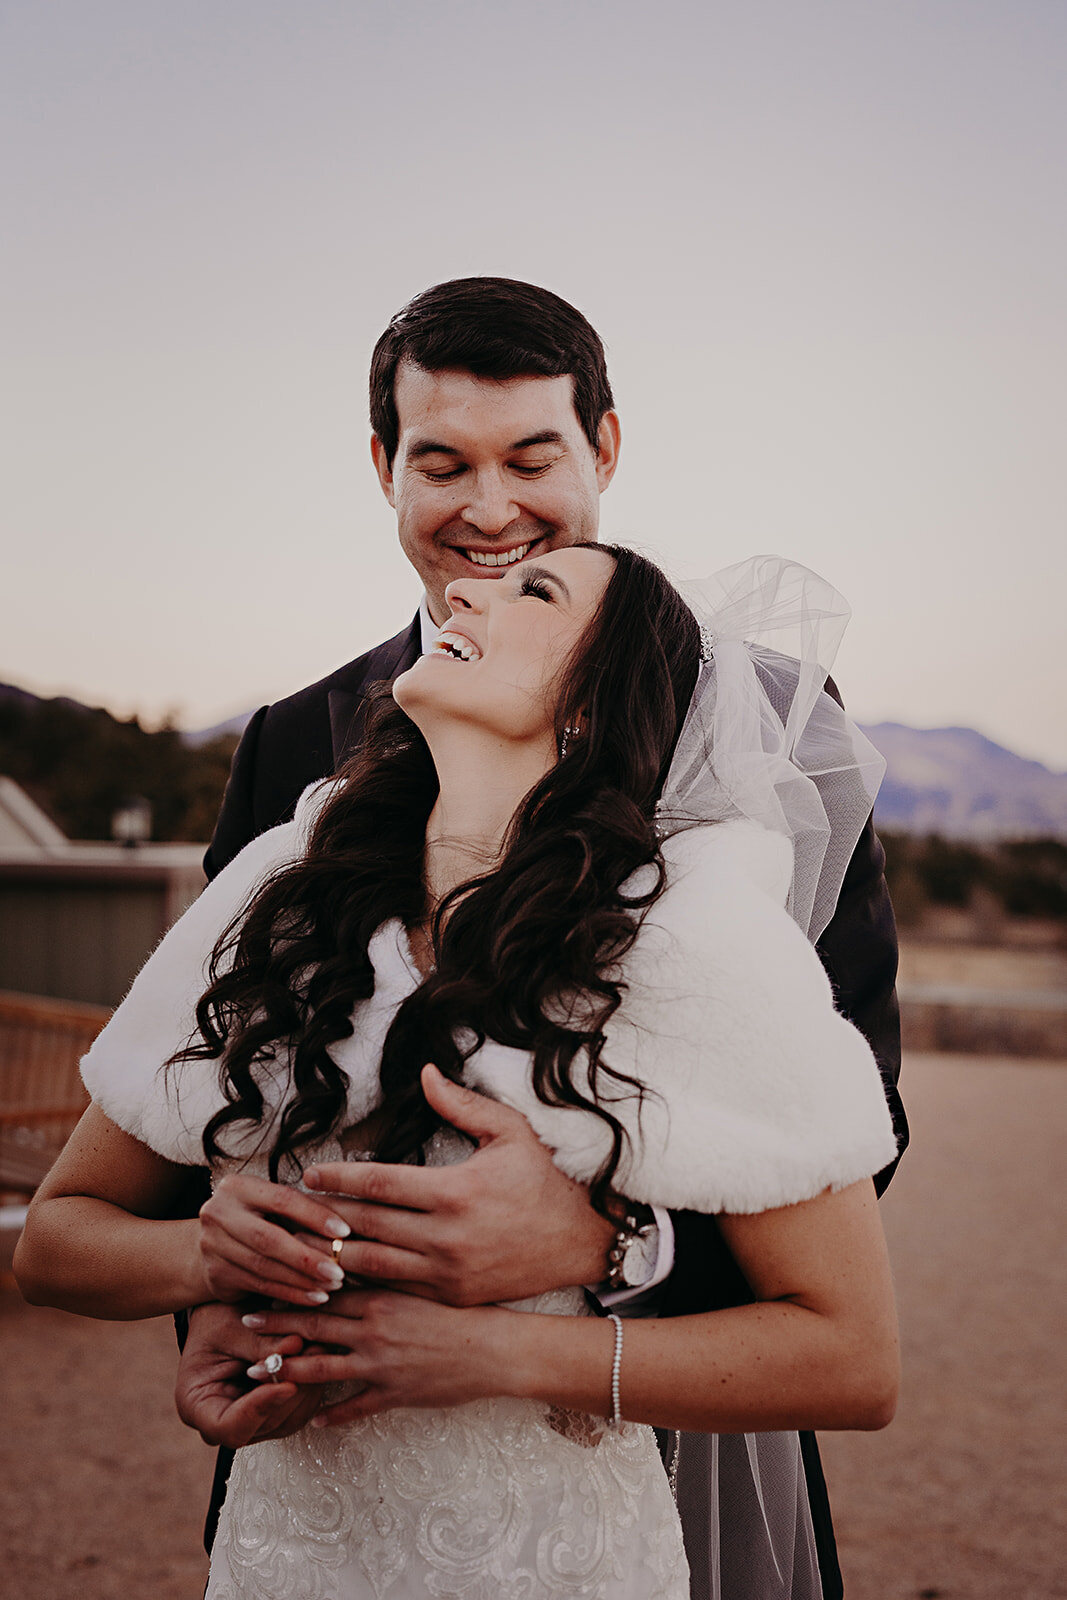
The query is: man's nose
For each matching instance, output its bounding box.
[458,470,518,536]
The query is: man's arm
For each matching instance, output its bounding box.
[203,706,268,881]
[815,811,906,1195]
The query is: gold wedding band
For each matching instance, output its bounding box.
[331,1236,344,1261]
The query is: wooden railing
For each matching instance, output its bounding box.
[0,990,109,1193]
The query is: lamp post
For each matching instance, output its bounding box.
[110,796,152,849]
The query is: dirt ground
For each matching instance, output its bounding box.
[898,937,1067,993]
[820,1054,1066,1600]
[2,1051,1064,1600]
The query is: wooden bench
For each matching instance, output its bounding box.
[0,990,110,1195]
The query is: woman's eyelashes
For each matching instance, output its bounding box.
[518,574,553,602]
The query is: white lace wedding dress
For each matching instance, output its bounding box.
[81,797,898,1600]
[204,1138,689,1600]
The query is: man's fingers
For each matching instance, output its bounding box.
[336,1238,434,1286]
[418,1062,522,1143]
[216,1383,301,1448]
[298,1202,436,1255]
[304,1158,453,1213]
[278,1228,441,1292]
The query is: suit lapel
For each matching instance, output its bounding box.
[329,615,421,766]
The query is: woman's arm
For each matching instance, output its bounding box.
[14,1105,357,1320]
[242,1177,900,1434]
[15,1105,207,1318]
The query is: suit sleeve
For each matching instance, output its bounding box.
[203,706,268,882]
[650,685,906,1319]
[815,811,907,1194]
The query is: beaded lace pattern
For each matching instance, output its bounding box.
[205,1133,689,1600]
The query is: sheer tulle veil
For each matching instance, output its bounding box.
[659,553,886,942]
[656,555,885,1599]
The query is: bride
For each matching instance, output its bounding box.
[17,544,899,1599]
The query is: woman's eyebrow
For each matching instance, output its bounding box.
[520,564,571,601]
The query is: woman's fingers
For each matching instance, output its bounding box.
[242,1297,373,1342]
[252,1350,368,1386]
[204,1214,345,1289]
[211,1173,353,1240]
[312,1390,381,1427]
[243,1293,503,1414]
[198,1176,351,1300]
[204,1244,337,1305]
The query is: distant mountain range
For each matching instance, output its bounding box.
[859,723,1067,841]
[186,710,1067,841]
[184,711,254,746]
[4,683,1066,840]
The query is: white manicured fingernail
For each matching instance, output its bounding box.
[306,1290,330,1304]
[317,1260,344,1284]
[326,1218,351,1238]
[246,1363,267,1379]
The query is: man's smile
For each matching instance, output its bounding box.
[447,535,546,572]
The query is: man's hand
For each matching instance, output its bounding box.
[303,1065,615,1307]
[175,1301,327,1448]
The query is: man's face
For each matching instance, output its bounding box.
[372,362,621,623]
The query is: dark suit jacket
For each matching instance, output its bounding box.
[197,615,907,1597]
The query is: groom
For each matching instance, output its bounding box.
[178,277,906,1599]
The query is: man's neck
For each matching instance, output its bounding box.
[418,594,441,655]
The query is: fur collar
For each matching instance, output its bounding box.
[82,787,897,1214]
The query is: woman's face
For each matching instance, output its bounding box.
[393,545,615,749]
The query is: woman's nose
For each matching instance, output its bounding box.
[443,577,486,614]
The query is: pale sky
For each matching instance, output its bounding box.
[4,1,1065,766]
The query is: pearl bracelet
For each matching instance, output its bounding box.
[607,1313,623,1428]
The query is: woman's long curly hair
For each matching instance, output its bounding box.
[178,544,700,1213]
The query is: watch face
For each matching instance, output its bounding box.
[621,1228,658,1288]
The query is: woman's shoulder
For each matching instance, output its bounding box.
[658,819,794,907]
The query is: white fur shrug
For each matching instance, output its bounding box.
[81,784,897,1215]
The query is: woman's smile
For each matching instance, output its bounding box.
[431,628,482,662]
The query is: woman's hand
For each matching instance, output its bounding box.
[196,1173,355,1306]
[241,1288,515,1427]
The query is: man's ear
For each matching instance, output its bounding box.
[370,434,396,508]
[594,411,621,491]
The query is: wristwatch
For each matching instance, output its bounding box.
[605,1203,659,1292]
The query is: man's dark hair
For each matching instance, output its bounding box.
[369,277,615,467]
